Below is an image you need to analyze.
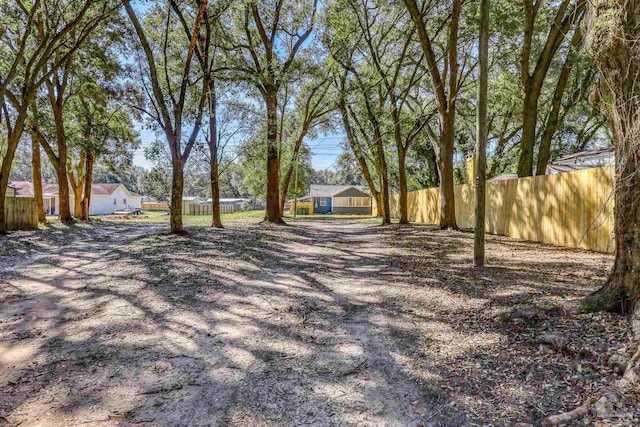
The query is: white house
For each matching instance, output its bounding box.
[9,181,142,215]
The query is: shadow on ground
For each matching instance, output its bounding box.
[0,217,623,426]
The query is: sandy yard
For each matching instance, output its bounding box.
[0,217,630,426]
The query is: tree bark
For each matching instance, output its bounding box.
[31,134,46,222]
[517,90,539,177]
[373,126,391,225]
[82,152,93,221]
[397,147,409,224]
[536,27,584,176]
[474,0,489,269]
[207,79,223,228]
[69,151,86,218]
[582,0,640,316]
[436,113,458,229]
[71,179,83,218]
[170,155,184,234]
[581,0,640,393]
[46,76,73,224]
[264,86,284,224]
[517,0,586,177]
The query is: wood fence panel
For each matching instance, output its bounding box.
[381,166,614,252]
[5,197,38,230]
[141,202,169,211]
[187,203,235,216]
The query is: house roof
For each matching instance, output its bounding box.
[546,147,614,174]
[8,181,140,198]
[487,173,518,183]
[308,184,369,198]
[183,196,200,201]
[553,146,614,163]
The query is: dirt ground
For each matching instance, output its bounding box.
[0,217,634,426]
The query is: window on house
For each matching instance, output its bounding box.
[123,198,127,205]
[320,198,327,206]
[114,198,116,205]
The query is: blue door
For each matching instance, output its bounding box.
[313,197,332,214]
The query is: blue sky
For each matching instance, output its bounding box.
[131,127,346,171]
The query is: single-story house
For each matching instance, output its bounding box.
[9,181,142,215]
[305,185,372,215]
[546,147,614,174]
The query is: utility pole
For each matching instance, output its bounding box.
[474,0,489,270]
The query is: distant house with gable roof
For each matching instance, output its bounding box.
[297,184,372,215]
[8,181,142,215]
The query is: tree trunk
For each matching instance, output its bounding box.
[517,89,539,177]
[69,152,86,219]
[536,28,583,176]
[474,0,489,270]
[210,162,222,228]
[31,135,46,222]
[398,147,409,224]
[436,113,458,229]
[82,152,93,221]
[207,79,223,228]
[57,159,72,224]
[72,182,83,218]
[581,0,640,392]
[374,130,391,225]
[264,87,284,224]
[49,97,72,224]
[170,156,184,234]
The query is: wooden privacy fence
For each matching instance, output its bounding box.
[377,166,615,253]
[5,197,38,230]
[141,202,169,211]
[188,203,235,215]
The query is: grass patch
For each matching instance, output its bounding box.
[97,210,266,226]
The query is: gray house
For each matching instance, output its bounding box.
[307,185,372,215]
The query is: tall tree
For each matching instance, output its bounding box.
[171,0,229,228]
[581,0,640,393]
[221,0,318,224]
[122,0,208,233]
[30,130,46,222]
[474,0,489,269]
[403,0,464,229]
[583,2,640,316]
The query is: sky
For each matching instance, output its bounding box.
[131,127,346,171]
